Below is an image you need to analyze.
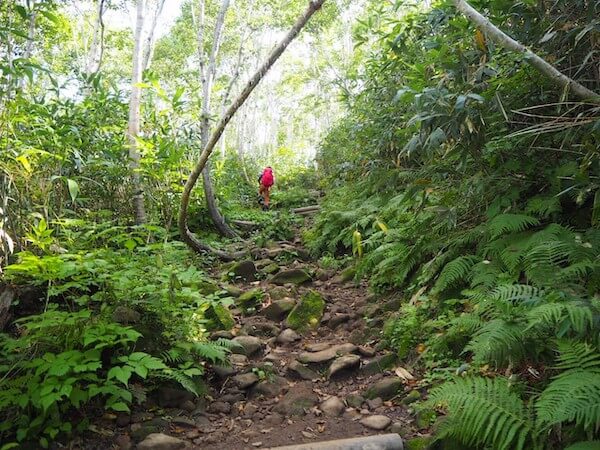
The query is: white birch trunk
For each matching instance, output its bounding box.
[127,0,147,225]
[142,0,166,71]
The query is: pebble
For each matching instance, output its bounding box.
[360,415,392,431]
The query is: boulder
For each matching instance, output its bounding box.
[287,360,319,381]
[271,269,312,286]
[364,377,403,401]
[232,373,259,389]
[276,328,301,344]
[360,415,391,431]
[231,335,263,356]
[251,376,288,398]
[137,433,186,450]
[205,303,235,330]
[297,343,357,364]
[272,383,319,416]
[236,288,264,313]
[328,354,361,378]
[285,290,325,331]
[231,260,257,281]
[241,321,280,338]
[268,286,291,300]
[263,298,296,322]
[320,396,345,417]
[359,353,397,376]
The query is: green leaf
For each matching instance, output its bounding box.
[107,366,132,385]
[66,179,80,202]
[108,401,130,412]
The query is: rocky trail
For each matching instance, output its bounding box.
[83,237,429,450]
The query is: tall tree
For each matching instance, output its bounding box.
[142,0,166,71]
[453,0,600,103]
[196,0,237,238]
[127,0,147,224]
[86,0,106,74]
[179,0,327,259]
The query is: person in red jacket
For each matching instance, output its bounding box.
[258,166,274,210]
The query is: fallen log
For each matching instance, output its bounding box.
[268,434,404,450]
[292,205,321,215]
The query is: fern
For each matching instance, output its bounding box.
[433,255,480,293]
[564,442,600,450]
[526,299,595,336]
[487,214,540,239]
[536,341,600,431]
[465,319,529,366]
[428,376,537,450]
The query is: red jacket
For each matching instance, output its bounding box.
[261,168,274,187]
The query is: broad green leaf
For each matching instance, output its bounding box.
[66,179,79,202]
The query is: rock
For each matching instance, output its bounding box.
[272,383,319,416]
[305,342,330,352]
[137,433,186,450]
[232,335,263,356]
[268,286,291,300]
[112,306,140,324]
[360,415,391,431]
[328,313,351,329]
[328,354,361,378]
[402,390,421,405]
[254,259,273,269]
[157,387,195,408]
[365,377,403,401]
[213,364,236,378]
[233,373,259,389]
[287,360,319,381]
[208,401,231,414]
[340,266,357,282]
[251,376,288,398]
[271,269,312,286]
[315,269,333,281]
[359,353,397,376]
[297,343,357,364]
[366,397,383,410]
[181,400,196,412]
[115,413,130,427]
[220,392,245,403]
[390,422,405,435]
[115,434,132,450]
[358,346,376,357]
[171,417,196,428]
[243,402,259,417]
[345,394,364,408]
[263,298,296,322]
[320,397,345,417]
[263,263,280,275]
[348,329,368,345]
[241,321,280,338]
[285,290,325,331]
[222,284,243,297]
[198,279,220,295]
[231,260,258,281]
[230,354,249,365]
[206,303,235,330]
[236,288,264,313]
[276,328,301,344]
[211,330,233,340]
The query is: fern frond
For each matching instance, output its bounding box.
[492,284,543,305]
[465,319,528,366]
[191,341,231,364]
[428,376,536,450]
[526,300,594,336]
[487,214,540,239]
[433,255,480,293]
[564,442,600,450]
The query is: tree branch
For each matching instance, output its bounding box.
[453,0,600,103]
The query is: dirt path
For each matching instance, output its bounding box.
[83,240,424,450]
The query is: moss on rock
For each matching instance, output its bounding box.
[206,303,235,330]
[271,268,312,286]
[236,288,264,314]
[285,290,325,331]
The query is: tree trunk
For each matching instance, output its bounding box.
[86,0,106,74]
[179,0,327,259]
[142,0,166,71]
[197,0,237,238]
[127,0,147,225]
[453,0,600,103]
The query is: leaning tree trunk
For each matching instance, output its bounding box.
[179,0,327,259]
[454,0,600,103]
[197,0,237,238]
[127,0,147,225]
[142,0,166,71]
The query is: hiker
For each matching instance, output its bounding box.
[258,166,274,210]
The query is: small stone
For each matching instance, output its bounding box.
[233,373,259,389]
[157,387,195,408]
[297,343,357,364]
[137,433,186,450]
[401,390,421,405]
[358,346,376,357]
[276,328,301,344]
[272,383,319,416]
[328,314,351,329]
[263,298,296,322]
[305,342,330,352]
[171,417,196,428]
[220,392,245,404]
[360,415,391,431]
[359,353,397,376]
[390,422,405,435]
[328,354,361,378]
[288,360,319,381]
[364,377,403,401]
[320,397,345,417]
[271,269,312,286]
[115,434,132,450]
[181,400,196,412]
[241,321,280,338]
[208,401,231,414]
[366,397,383,410]
[231,260,258,281]
[345,394,364,408]
[232,335,263,356]
[116,413,130,427]
[251,376,288,398]
[213,364,236,378]
[268,286,290,300]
